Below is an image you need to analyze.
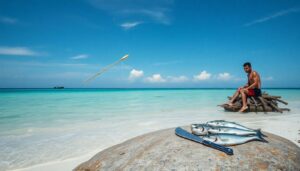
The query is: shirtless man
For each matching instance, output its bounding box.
[228,62,262,112]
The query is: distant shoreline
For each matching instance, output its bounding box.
[0,88,300,90]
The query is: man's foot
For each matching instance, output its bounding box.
[238,106,248,112]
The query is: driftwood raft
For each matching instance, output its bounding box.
[220,92,290,113]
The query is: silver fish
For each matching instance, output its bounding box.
[191,124,211,135]
[207,120,259,132]
[192,123,265,136]
[207,126,263,136]
[202,133,268,146]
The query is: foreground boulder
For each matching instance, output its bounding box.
[74,126,300,171]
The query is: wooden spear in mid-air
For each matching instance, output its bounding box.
[84,54,129,83]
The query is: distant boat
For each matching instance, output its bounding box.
[53,86,64,89]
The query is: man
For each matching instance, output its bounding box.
[227,62,262,112]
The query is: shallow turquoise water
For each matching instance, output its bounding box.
[0,89,232,131]
[0,88,299,170]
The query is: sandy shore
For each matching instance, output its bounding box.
[11,112,300,171]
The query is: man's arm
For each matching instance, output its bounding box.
[238,83,248,91]
[246,72,258,89]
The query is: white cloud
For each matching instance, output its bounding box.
[217,72,232,81]
[88,0,173,25]
[167,75,188,83]
[193,70,211,81]
[244,8,300,27]
[120,21,142,29]
[71,54,89,60]
[123,9,171,25]
[145,74,166,83]
[129,69,144,80]
[0,46,39,56]
[0,16,17,24]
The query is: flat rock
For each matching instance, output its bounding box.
[74,126,300,171]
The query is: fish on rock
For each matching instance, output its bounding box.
[192,123,266,136]
[206,120,266,137]
[202,133,268,146]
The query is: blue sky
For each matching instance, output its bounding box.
[0,0,300,88]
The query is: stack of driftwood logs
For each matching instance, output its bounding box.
[220,92,290,113]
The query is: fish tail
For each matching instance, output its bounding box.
[257,131,268,143]
[256,129,268,137]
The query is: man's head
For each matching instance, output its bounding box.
[243,62,252,73]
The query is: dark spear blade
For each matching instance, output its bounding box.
[175,127,233,155]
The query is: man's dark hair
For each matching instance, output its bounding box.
[243,62,251,67]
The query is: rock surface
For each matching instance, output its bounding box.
[75,126,300,171]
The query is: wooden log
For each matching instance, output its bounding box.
[223,104,240,112]
[263,97,279,101]
[271,103,283,113]
[262,95,281,99]
[264,105,273,112]
[276,99,288,105]
[269,95,281,98]
[267,101,283,113]
[225,104,272,112]
[281,108,291,111]
[234,101,242,108]
[250,97,258,112]
[258,96,268,113]
[247,98,252,105]
[271,100,278,106]
[248,97,253,104]
[248,105,261,112]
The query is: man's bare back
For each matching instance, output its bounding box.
[248,71,261,89]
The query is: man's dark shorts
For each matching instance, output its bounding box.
[248,88,261,97]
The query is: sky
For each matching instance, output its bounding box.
[0,0,300,88]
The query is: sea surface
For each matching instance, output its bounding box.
[0,88,299,171]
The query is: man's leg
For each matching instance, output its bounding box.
[239,89,249,112]
[228,88,241,106]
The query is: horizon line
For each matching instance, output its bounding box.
[0,87,300,89]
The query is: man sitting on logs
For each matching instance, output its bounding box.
[227,62,262,112]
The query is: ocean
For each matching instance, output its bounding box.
[0,88,299,171]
